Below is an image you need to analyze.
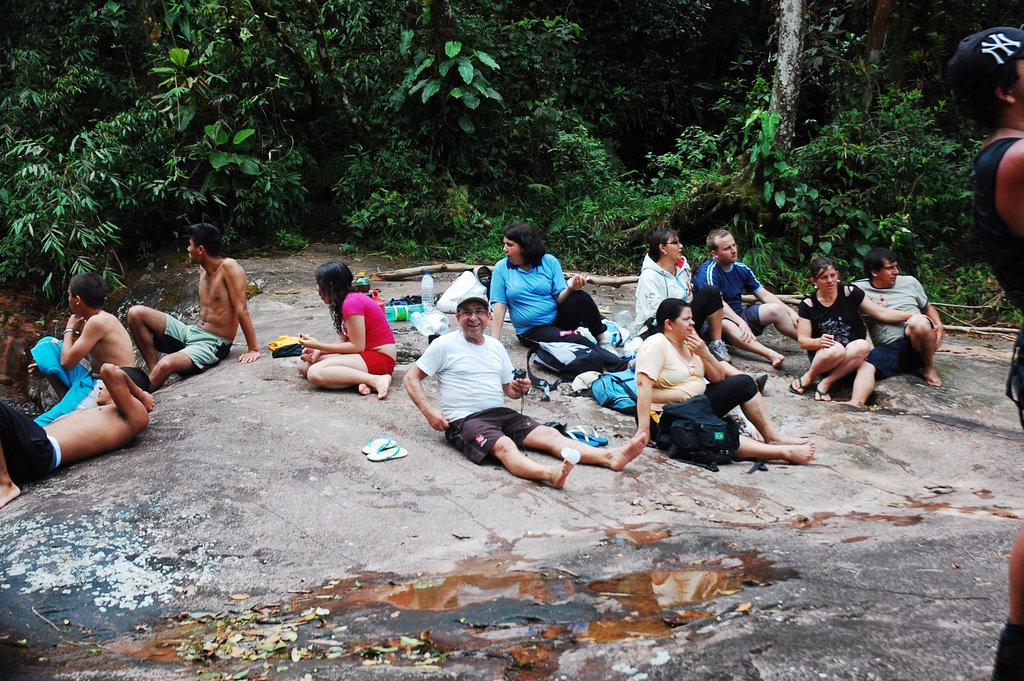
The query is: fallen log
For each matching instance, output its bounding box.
[372,263,476,280]
[943,324,1019,338]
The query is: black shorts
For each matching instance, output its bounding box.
[444,407,542,464]
[868,337,922,381]
[92,367,151,393]
[0,403,57,483]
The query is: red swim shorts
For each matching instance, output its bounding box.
[361,350,396,376]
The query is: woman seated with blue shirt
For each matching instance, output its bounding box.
[489,222,610,348]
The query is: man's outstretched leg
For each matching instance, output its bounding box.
[521,425,646,471]
[490,436,574,488]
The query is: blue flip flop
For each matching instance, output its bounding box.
[361,436,396,457]
[367,443,408,462]
[566,426,608,447]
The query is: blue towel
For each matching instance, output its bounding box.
[31,337,97,426]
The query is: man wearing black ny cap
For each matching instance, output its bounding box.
[949,25,1024,681]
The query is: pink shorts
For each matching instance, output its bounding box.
[361,350,396,376]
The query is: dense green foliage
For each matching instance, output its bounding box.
[0,0,1019,320]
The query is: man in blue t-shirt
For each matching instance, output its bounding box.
[693,229,799,368]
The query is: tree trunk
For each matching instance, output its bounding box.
[769,0,805,154]
[427,0,456,47]
[866,0,895,65]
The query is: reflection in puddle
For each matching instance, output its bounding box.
[112,551,795,680]
[371,573,576,611]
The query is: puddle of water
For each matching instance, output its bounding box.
[355,572,577,611]
[99,550,795,679]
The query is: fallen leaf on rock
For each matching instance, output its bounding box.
[736,602,753,613]
[951,562,960,569]
[229,593,251,601]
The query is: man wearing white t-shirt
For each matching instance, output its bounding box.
[404,294,646,488]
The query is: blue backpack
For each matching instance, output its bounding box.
[590,369,638,416]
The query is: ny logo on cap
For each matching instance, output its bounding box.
[982,32,1023,64]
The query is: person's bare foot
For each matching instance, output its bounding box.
[768,434,810,445]
[549,459,574,488]
[922,366,943,388]
[0,481,21,510]
[779,441,816,464]
[360,375,392,399]
[769,351,786,368]
[607,433,647,471]
[374,374,392,400]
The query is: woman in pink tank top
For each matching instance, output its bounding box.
[297,261,397,399]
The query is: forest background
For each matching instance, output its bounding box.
[1,0,1021,324]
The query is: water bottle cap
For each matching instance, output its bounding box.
[560,447,581,465]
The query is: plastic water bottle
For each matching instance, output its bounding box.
[410,311,434,336]
[421,270,435,313]
[614,309,633,328]
[427,310,449,334]
[560,447,581,465]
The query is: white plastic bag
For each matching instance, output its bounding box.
[436,270,487,313]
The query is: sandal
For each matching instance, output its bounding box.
[788,378,811,396]
[814,386,832,402]
[566,426,609,447]
[361,436,395,456]
[367,443,408,462]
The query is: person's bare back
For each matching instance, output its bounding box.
[80,310,136,371]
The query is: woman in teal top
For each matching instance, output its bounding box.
[489,222,608,348]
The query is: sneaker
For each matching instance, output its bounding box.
[708,339,731,363]
[753,372,768,394]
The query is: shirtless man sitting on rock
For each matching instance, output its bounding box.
[30,272,149,425]
[0,364,154,509]
[128,223,260,390]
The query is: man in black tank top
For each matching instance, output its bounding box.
[949,26,1024,681]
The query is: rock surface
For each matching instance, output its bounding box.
[0,243,1021,680]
